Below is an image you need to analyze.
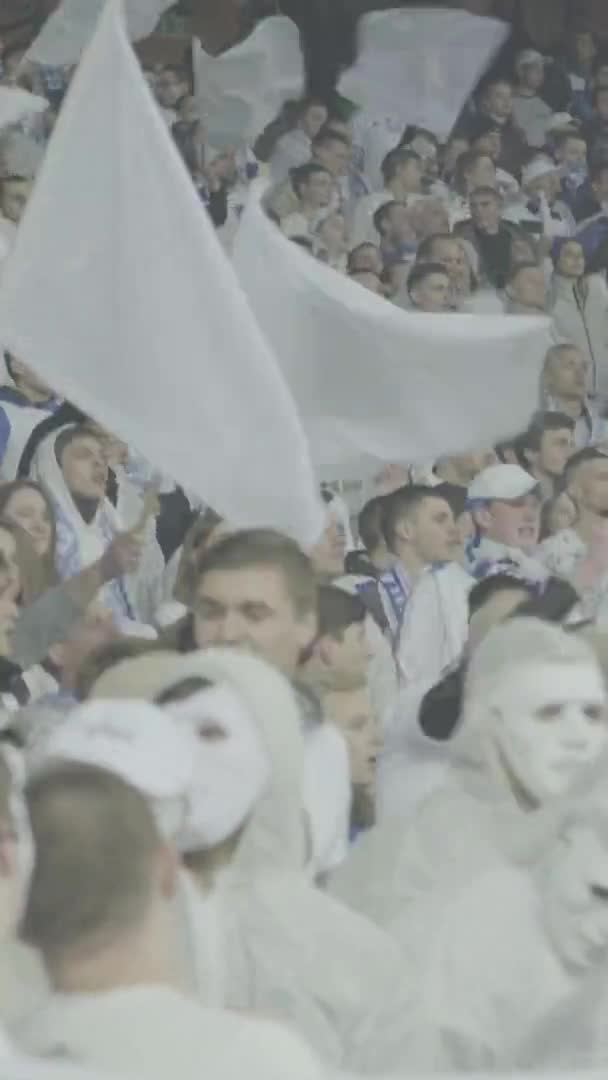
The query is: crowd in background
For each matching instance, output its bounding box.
[0,9,607,1079]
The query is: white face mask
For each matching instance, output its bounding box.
[491,663,607,805]
[543,824,608,973]
[166,685,270,852]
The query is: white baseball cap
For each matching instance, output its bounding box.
[522,155,560,187]
[545,112,578,134]
[468,464,539,502]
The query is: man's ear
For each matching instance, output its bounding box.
[472,506,492,532]
[394,518,413,545]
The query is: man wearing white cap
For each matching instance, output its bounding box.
[466,463,548,584]
[504,155,575,240]
[20,723,329,1080]
[512,50,555,149]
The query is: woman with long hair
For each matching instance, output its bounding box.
[0,480,58,591]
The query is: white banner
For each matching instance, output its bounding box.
[192,17,305,148]
[0,0,324,548]
[26,0,174,67]
[339,7,509,137]
[233,187,549,478]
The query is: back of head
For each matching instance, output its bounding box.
[358,496,385,554]
[22,764,161,968]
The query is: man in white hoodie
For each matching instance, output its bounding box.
[20,756,327,1080]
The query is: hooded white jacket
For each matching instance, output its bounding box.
[19,984,325,1080]
[96,649,420,1074]
[549,273,608,401]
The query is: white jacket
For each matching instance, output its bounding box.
[18,984,325,1080]
[170,650,422,1074]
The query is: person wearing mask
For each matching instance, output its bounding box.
[505,156,575,242]
[269,97,329,183]
[542,343,608,447]
[519,411,576,498]
[350,147,423,247]
[476,78,528,179]
[549,238,608,405]
[512,50,555,150]
[82,652,424,1075]
[402,262,451,313]
[455,187,522,289]
[20,758,327,1080]
[330,618,608,1011]
[465,463,546,583]
[178,528,350,877]
[0,356,61,482]
[504,260,549,314]
[280,162,335,239]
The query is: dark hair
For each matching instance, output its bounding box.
[358,497,386,554]
[433,482,468,519]
[348,242,380,266]
[291,236,315,251]
[373,200,404,237]
[564,447,608,485]
[381,484,446,552]
[0,479,58,581]
[468,573,535,618]
[399,126,439,150]
[155,675,213,705]
[512,576,580,622]
[467,115,502,144]
[381,148,420,185]
[520,411,575,454]
[407,261,449,296]
[290,162,332,197]
[53,423,103,468]
[454,150,494,195]
[554,129,586,150]
[75,638,158,702]
[317,585,366,641]
[312,126,350,152]
[195,528,316,616]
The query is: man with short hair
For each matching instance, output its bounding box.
[21,762,326,1080]
[404,262,450,312]
[351,148,423,247]
[466,463,547,582]
[269,98,329,183]
[542,343,608,447]
[280,162,334,238]
[520,411,575,497]
[455,187,521,289]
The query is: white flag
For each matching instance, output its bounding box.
[233,187,549,479]
[26,0,174,67]
[193,17,305,148]
[339,7,509,137]
[0,0,324,548]
[0,87,48,132]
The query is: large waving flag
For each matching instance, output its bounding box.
[25,0,174,67]
[192,17,305,148]
[233,187,549,480]
[0,0,324,548]
[339,7,509,137]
